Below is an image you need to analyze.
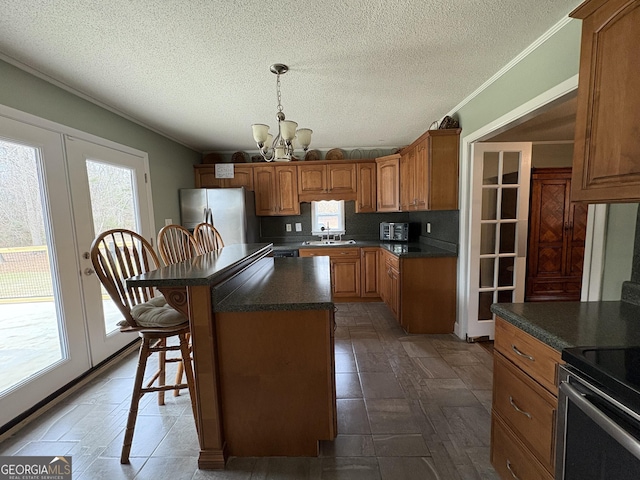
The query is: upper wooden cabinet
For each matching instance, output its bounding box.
[297,163,357,202]
[355,162,376,213]
[376,155,401,212]
[194,165,254,190]
[400,145,418,210]
[378,129,460,212]
[253,164,299,216]
[570,0,640,202]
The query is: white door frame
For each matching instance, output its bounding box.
[455,74,607,340]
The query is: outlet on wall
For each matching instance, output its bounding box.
[165,218,173,226]
[426,222,431,234]
[286,224,292,232]
[295,223,302,232]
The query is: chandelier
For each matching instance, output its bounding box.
[251,64,312,162]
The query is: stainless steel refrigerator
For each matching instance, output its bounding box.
[179,187,260,245]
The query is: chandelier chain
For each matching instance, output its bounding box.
[276,74,283,113]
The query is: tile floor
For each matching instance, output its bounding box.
[0,303,499,479]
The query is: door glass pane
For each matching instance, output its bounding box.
[483,153,499,185]
[497,290,513,303]
[502,152,520,184]
[498,257,515,287]
[499,222,517,253]
[480,223,496,255]
[86,160,137,333]
[479,258,495,288]
[478,291,494,320]
[501,187,518,219]
[0,140,64,394]
[481,188,498,220]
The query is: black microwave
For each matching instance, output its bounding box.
[380,222,409,241]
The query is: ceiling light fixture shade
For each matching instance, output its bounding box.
[252,63,312,162]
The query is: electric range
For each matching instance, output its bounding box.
[562,346,640,413]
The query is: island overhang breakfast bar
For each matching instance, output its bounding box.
[127,243,336,469]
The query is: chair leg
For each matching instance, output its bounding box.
[121,337,151,464]
[178,332,199,437]
[173,333,191,397]
[157,338,166,406]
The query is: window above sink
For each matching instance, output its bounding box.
[311,200,345,237]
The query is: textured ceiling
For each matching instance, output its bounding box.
[0,0,582,153]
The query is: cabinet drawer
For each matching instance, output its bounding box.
[493,352,556,472]
[382,250,399,270]
[300,247,360,258]
[491,414,553,480]
[494,317,562,395]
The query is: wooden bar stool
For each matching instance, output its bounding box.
[90,229,197,464]
[194,222,225,253]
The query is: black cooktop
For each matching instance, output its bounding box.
[563,346,640,412]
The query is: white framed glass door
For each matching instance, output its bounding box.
[0,116,90,427]
[66,136,154,365]
[467,142,532,339]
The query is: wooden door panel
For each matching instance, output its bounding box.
[298,165,326,195]
[327,164,356,193]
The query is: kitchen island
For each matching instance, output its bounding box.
[127,243,336,469]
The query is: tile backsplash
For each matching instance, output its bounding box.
[259,201,458,248]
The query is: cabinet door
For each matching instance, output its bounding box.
[356,162,376,213]
[327,163,356,196]
[428,130,460,210]
[298,164,327,196]
[275,165,299,215]
[414,139,429,210]
[332,257,361,297]
[389,266,400,320]
[360,248,379,297]
[253,166,277,215]
[194,166,225,188]
[400,146,416,211]
[571,0,640,202]
[225,166,254,190]
[376,156,400,212]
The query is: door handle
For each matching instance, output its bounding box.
[84,268,95,276]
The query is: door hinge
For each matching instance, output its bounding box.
[144,173,148,183]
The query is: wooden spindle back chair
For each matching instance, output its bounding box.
[90,228,197,464]
[157,224,201,266]
[194,222,225,253]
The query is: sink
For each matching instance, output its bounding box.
[302,240,357,246]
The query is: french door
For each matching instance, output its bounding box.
[66,135,154,364]
[0,112,153,428]
[466,142,532,339]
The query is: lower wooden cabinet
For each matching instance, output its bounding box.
[378,249,456,334]
[491,414,554,480]
[491,316,562,479]
[360,247,379,297]
[299,248,361,298]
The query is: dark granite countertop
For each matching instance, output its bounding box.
[272,240,457,258]
[127,243,272,287]
[214,257,333,312]
[491,301,640,352]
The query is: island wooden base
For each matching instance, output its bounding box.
[215,309,337,457]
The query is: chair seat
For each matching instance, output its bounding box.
[125,295,187,328]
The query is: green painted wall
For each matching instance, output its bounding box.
[451,19,582,135]
[0,59,201,232]
[601,204,638,300]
